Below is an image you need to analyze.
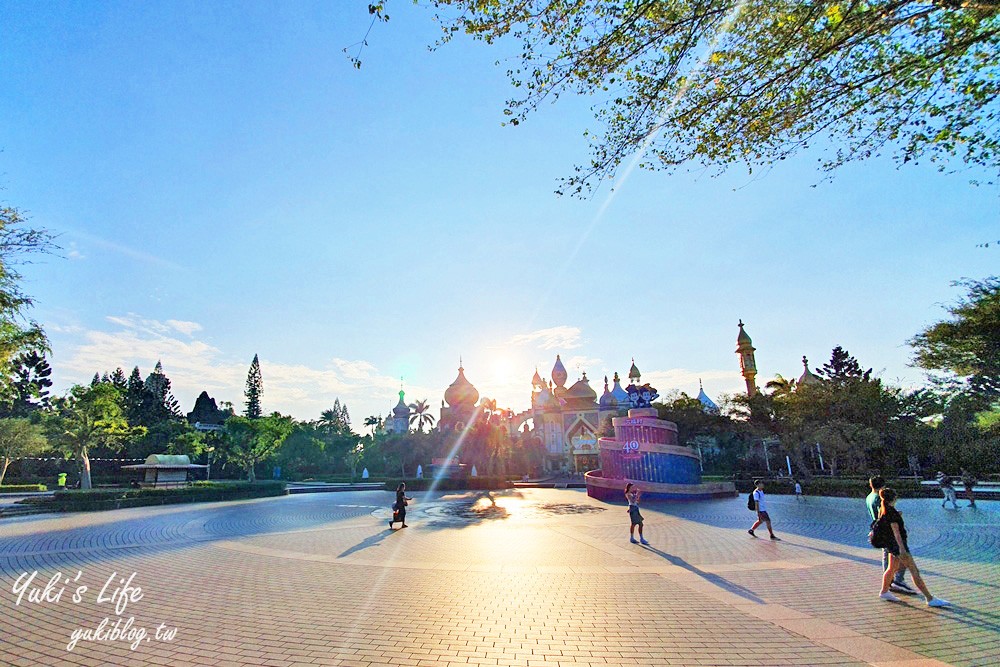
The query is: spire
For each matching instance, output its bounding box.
[551,354,568,388]
[736,320,758,397]
[798,356,821,387]
[696,381,719,413]
[628,358,641,381]
[531,367,543,387]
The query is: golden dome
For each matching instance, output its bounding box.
[444,365,479,407]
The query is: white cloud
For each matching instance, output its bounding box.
[505,325,583,350]
[51,314,427,423]
[67,242,85,260]
[166,320,202,336]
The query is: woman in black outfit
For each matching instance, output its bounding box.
[389,482,412,529]
[878,487,951,607]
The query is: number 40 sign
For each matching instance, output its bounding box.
[621,440,641,459]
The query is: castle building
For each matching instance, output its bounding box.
[439,361,480,432]
[384,387,411,434]
[507,355,670,473]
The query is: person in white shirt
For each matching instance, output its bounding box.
[749,479,779,540]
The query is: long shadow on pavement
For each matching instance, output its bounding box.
[640,545,765,604]
[337,529,396,559]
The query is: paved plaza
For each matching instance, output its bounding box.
[1,488,997,667]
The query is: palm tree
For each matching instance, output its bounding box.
[765,374,796,397]
[318,409,338,431]
[408,399,435,432]
[363,414,383,435]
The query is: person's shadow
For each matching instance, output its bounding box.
[337,530,395,558]
[641,545,765,604]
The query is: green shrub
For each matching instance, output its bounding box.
[0,484,47,493]
[733,477,941,498]
[21,481,287,512]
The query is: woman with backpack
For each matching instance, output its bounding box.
[876,487,951,607]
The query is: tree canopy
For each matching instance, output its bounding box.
[375,0,1000,193]
[910,276,1000,402]
[0,206,55,363]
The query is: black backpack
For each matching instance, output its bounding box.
[747,492,757,511]
[869,516,891,549]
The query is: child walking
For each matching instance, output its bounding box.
[748,479,779,540]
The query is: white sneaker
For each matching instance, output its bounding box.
[879,592,900,602]
[928,598,952,608]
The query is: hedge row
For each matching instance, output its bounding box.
[383,477,513,492]
[0,484,47,493]
[733,477,942,498]
[19,481,287,512]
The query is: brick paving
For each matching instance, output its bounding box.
[1,489,996,666]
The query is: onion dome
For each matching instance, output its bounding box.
[797,356,821,387]
[737,319,753,347]
[531,368,544,388]
[628,358,641,382]
[599,375,617,408]
[611,371,629,404]
[393,389,409,417]
[444,363,479,407]
[565,372,598,402]
[551,355,568,388]
[696,379,719,413]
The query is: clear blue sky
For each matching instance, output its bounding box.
[2,1,997,425]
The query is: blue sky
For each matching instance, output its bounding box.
[1,1,997,425]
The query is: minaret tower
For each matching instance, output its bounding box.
[736,320,758,397]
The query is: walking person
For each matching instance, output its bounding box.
[748,479,779,540]
[867,476,915,595]
[960,468,977,508]
[794,479,804,502]
[389,482,412,529]
[936,472,959,509]
[625,482,649,545]
[875,488,952,607]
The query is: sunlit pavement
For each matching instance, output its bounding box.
[2,489,997,667]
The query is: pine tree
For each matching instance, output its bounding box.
[818,346,872,387]
[144,361,181,423]
[125,366,147,425]
[109,367,128,395]
[91,372,101,387]
[244,354,263,419]
[2,350,53,417]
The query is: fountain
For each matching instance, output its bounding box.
[585,407,735,501]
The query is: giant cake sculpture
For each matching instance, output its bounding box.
[585,404,736,501]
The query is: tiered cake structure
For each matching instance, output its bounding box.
[585,407,735,501]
